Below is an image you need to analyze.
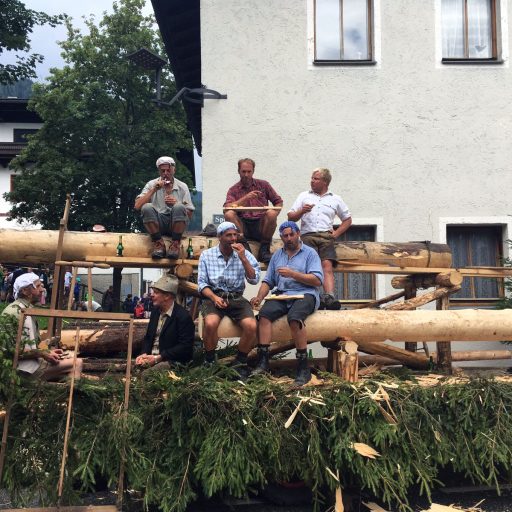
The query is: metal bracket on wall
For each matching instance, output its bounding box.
[154,87,227,108]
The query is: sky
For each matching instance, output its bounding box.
[3,0,203,188]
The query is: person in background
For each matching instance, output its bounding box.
[134,300,145,319]
[102,285,114,312]
[122,294,135,314]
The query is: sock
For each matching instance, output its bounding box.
[204,350,216,363]
[151,232,162,242]
[258,344,270,353]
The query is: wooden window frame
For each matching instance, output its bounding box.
[447,225,504,305]
[314,0,375,65]
[442,0,500,64]
[335,225,376,302]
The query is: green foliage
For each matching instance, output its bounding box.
[0,0,65,84]
[1,371,512,512]
[0,313,20,400]
[5,0,193,232]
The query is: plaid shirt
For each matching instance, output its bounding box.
[198,246,260,294]
[224,178,282,220]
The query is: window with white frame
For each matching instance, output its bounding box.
[447,225,503,301]
[315,0,373,62]
[334,225,376,300]
[441,0,499,60]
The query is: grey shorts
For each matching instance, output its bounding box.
[201,294,255,323]
[141,203,190,235]
[259,294,316,325]
[301,232,337,264]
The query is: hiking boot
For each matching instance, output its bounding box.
[320,294,341,311]
[233,364,252,381]
[294,357,311,386]
[252,347,270,375]
[167,240,180,260]
[151,239,166,259]
[258,242,272,264]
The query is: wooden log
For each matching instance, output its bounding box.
[0,229,452,268]
[47,326,146,355]
[356,339,429,369]
[385,286,461,311]
[178,279,200,297]
[211,309,512,343]
[353,290,406,309]
[391,271,463,289]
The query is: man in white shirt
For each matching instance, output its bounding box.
[2,273,83,381]
[288,168,352,309]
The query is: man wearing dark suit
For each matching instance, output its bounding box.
[135,274,194,371]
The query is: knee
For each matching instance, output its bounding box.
[243,319,257,336]
[203,316,219,333]
[265,210,279,221]
[141,203,154,215]
[223,210,237,222]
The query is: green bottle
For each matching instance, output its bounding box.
[187,238,194,259]
[308,348,313,359]
[116,235,124,257]
[208,239,212,249]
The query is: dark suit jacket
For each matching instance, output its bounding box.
[142,303,195,364]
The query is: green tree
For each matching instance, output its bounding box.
[0,0,64,84]
[6,0,193,233]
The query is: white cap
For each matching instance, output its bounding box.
[14,272,40,299]
[156,156,176,168]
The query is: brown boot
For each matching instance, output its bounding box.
[167,240,180,259]
[151,239,166,259]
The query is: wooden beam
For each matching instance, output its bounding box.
[391,271,463,289]
[436,290,452,373]
[384,286,461,311]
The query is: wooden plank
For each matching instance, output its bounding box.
[24,308,131,321]
[337,263,512,277]
[266,294,305,301]
[85,255,199,268]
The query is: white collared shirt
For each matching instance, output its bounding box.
[289,190,351,235]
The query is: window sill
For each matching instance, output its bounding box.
[442,58,504,65]
[313,60,377,66]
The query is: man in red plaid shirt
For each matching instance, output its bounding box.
[223,158,283,263]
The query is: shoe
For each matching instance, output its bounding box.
[233,364,252,381]
[320,294,341,311]
[258,243,272,264]
[294,357,311,386]
[151,239,166,259]
[238,236,252,254]
[252,347,270,375]
[167,240,180,259]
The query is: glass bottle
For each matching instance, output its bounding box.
[116,235,124,257]
[187,238,194,259]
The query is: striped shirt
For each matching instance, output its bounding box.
[198,246,260,294]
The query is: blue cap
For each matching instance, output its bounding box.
[217,221,238,235]
[279,221,300,234]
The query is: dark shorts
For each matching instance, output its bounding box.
[259,294,316,325]
[141,203,190,235]
[301,232,337,264]
[240,217,263,242]
[201,295,255,323]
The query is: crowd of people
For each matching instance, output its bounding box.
[2,155,351,386]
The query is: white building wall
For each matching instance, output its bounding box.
[200,0,512,365]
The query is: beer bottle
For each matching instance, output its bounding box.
[187,238,194,259]
[308,348,313,359]
[208,239,212,249]
[116,235,124,257]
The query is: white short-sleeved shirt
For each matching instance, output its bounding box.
[289,190,351,235]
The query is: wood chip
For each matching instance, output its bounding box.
[352,442,381,459]
[421,504,471,512]
[284,399,303,429]
[335,485,344,512]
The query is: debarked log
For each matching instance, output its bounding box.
[391,271,463,289]
[384,286,461,310]
[0,229,451,267]
[44,326,146,355]
[210,309,512,343]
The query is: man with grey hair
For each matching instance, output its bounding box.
[288,168,352,310]
[2,273,83,381]
[135,156,195,260]
[135,274,195,371]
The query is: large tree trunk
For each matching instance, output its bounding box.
[0,229,452,267]
[208,309,512,343]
